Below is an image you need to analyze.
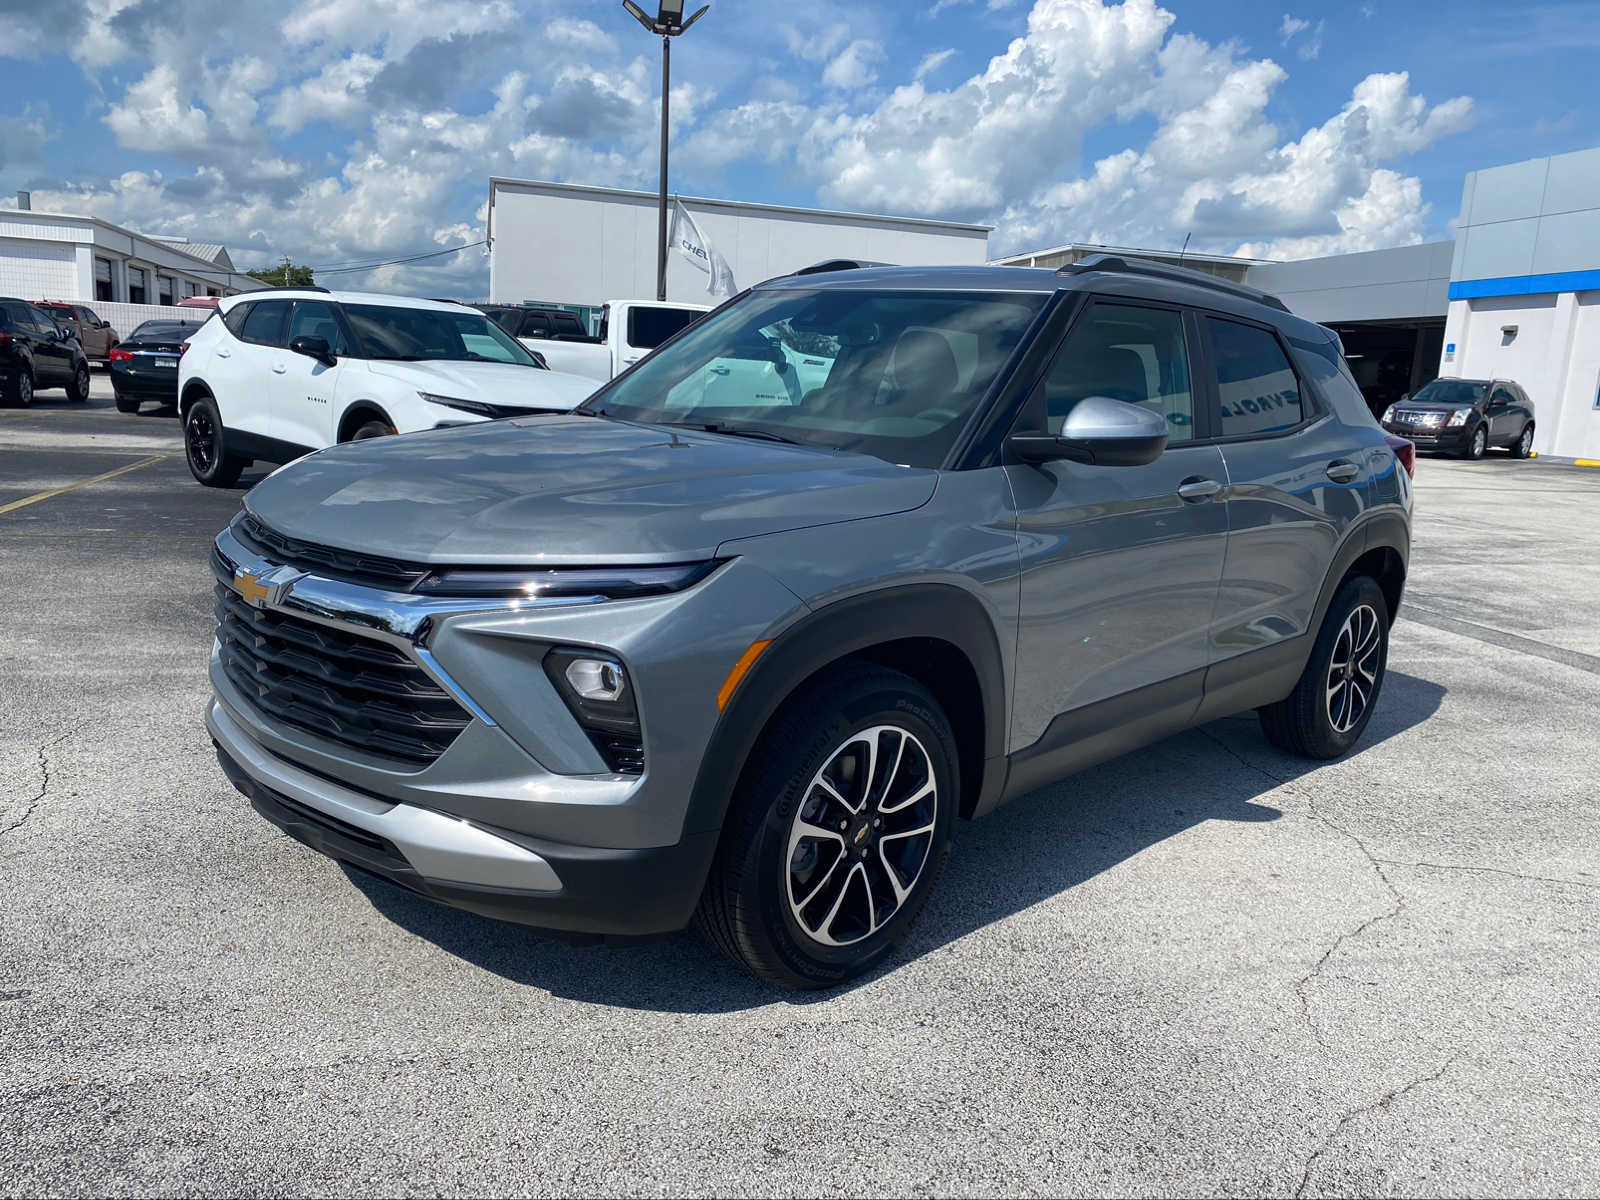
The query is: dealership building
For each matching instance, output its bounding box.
[0,203,264,305]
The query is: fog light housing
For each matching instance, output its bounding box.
[544,648,644,775]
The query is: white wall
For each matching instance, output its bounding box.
[1441,292,1600,458]
[489,181,990,306]
[0,237,81,299]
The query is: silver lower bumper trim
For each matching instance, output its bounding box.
[208,699,562,893]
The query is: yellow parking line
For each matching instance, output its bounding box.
[0,454,168,516]
[1576,458,1600,468]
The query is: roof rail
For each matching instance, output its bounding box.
[238,284,332,294]
[792,258,895,276]
[1060,253,1289,313]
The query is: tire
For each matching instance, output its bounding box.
[350,419,396,441]
[1510,422,1534,459]
[67,362,91,403]
[1258,575,1390,760]
[695,664,958,988]
[114,391,141,414]
[6,368,33,408]
[1462,424,1488,460]
[184,396,248,488]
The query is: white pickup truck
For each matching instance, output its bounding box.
[483,300,710,384]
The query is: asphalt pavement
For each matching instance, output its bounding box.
[2,381,1597,1196]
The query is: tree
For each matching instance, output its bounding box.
[247,262,315,287]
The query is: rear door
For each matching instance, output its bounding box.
[1006,298,1228,749]
[1201,313,1365,712]
[225,299,290,441]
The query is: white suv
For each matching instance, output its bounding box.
[177,288,599,487]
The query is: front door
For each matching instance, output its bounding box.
[1486,382,1519,444]
[1006,300,1228,752]
[24,305,74,384]
[275,300,346,453]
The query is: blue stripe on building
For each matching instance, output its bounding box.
[1448,268,1600,300]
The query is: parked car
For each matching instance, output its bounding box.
[35,301,119,364]
[205,256,1412,986]
[177,288,600,486]
[109,319,206,413]
[177,296,221,310]
[1380,377,1536,459]
[495,299,709,382]
[0,297,91,406]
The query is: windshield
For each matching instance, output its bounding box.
[584,288,1046,468]
[341,304,542,366]
[1410,379,1488,406]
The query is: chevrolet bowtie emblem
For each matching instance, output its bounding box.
[234,565,303,609]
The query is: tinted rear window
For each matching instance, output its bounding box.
[239,300,290,347]
[628,307,700,350]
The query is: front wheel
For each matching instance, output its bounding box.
[350,420,396,441]
[696,664,958,988]
[1259,575,1390,759]
[184,397,248,488]
[1462,424,1488,460]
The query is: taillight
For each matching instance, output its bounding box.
[0,332,11,348]
[179,343,190,357]
[108,347,135,362]
[1385,434,1416,479]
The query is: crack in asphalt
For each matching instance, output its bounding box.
[1294,1056,1457,1198]
[1194,728,1403,1046]
[1374,857,1600,892]
[2,726,80,839]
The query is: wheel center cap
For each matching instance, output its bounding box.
[850,821,872,849]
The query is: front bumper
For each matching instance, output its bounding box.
[211,697,719,935]
[1381,418,1474,452]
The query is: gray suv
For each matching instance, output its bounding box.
[206,256,1412,987]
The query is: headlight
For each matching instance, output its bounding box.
[413,561,719,598]
[1381,405,1395,423]
[418,392,520,419]
[1447,407,1472,427]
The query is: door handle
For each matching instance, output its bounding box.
[1326,460,1360,484]
[1177,477,1222,503]
[271,362,287,374]
[216,348,231,358]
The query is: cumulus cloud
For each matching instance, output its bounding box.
[823,40,885,90]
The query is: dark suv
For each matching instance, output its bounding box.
[206,256,1412,987]
[0,298,92,406]
[1381,377,1536,459]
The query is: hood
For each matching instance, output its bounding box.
[365,358,597,410]
[243,414,937,564]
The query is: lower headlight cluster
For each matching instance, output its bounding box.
[544,647,644,775]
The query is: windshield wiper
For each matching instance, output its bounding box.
[676,422,801,445]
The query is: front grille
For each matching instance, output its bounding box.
[214,583,470,766]
[1393,409,1444,427]
[233,513,430,593]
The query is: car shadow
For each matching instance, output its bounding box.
[344,669,1446,1011]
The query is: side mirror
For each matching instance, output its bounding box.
[1008,395,1169,467]
[289,334,336,367]
[98,320,111,329]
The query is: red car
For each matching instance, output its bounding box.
[34,301,119,363]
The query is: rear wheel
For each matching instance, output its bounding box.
[1510,422,1535,459]
[67,362,90,403]
[184,397,248,488]
[1259,575,1390,759]
[114,391,141,414]
[696,664,957,988]
[6,368,33,408]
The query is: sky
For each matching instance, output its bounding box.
[1,0,1595,297]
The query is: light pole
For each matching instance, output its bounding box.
[622,0,709,302]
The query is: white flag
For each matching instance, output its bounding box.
[669,198,737,297]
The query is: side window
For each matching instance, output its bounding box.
[0,301,29,331]
[521,312,551,338]
[78,307,99,326]
[26,306,58,335]
[1490,385,1515,406]
[222,302,253,337]
[1205,317,1304,438]
[239,300,289,347]
[1043,303,1194,442]
[286,301,347,355]
[550,312,586,338]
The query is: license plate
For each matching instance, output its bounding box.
[154,358,177,369]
